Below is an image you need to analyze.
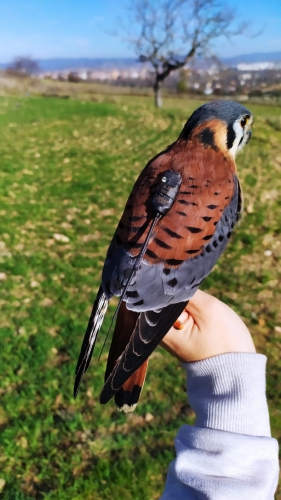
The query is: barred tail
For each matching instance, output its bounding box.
[114,360,149,413]
[100,300,188,406]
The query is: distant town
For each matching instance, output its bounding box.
[38,60,281,98]
[1,53,281,98]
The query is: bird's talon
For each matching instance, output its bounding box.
[173,319,184,330]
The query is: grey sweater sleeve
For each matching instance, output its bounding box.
[160,353,279,500]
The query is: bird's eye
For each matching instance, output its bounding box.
[240,116,249,128]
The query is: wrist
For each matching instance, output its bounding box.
[184,352,271,437]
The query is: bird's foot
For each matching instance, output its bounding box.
[173,319,184,330]
[173,307,189,330]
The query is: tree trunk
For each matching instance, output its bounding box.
[153,78,162,108]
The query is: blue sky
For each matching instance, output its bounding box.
[0,0,280,62]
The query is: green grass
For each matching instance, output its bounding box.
[0,94,280,499]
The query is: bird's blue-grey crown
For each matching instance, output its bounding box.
[180,100,252,139]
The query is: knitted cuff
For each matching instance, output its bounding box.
[183,353,271,437]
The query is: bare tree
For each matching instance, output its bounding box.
[7,56,39,76]
[119,0,246,107]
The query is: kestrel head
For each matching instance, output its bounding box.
[180,100,253,159]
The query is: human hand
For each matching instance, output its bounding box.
[160,290,256,362]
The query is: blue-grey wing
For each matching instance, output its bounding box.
[102,176,240,311]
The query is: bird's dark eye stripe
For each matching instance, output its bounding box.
[207,204,218,210]
[162,227,183,239]
[186,226,203,233]
[226,124,236,149]
[178,200,198,206]
[202,216,212,222]
[202,234,213,240]
[154,238,172,249]
[167,278,178,287]
[126,290,139,298]
[186,249,200,254]
[166,259,184,266]
[145,248,159,259]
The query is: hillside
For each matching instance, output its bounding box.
[1,52,281,71]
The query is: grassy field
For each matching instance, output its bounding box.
[0,93,280,499]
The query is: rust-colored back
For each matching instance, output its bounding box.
[117,123,236,267]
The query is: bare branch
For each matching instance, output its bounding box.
[114,0,250,106]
